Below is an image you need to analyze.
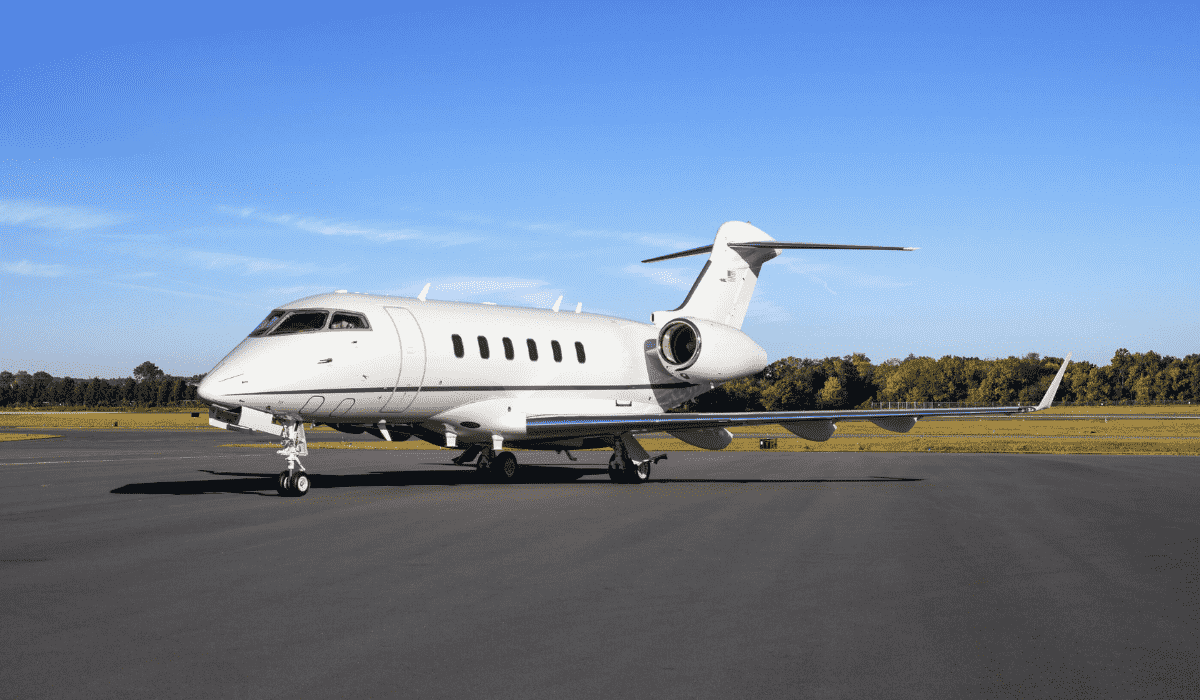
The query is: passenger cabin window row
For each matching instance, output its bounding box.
[451,334,586,363]
[249,309,370,337]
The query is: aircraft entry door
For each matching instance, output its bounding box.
[381,307,427,413]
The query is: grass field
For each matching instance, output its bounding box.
[0,433,61,442]
[3,408,1199,456]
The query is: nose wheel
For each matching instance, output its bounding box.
[277,470,310,496]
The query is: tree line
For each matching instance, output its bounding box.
[4,350,1197,412]
[0,361,204,409]
[682,349,1200,412]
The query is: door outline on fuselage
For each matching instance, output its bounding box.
[382,306,426,413]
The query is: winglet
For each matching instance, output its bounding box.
[1036,353,1073,411]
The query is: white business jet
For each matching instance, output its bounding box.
[197,221,1070,496]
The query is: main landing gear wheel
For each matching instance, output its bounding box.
[475,448,494,480]
[627,460,651,484]
[493,451,520,482]
[608,451,651,484]
[608,453,624,483]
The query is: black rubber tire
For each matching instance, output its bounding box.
[627,461,651,484]
[607,453,625,483]
[291,471,310,496]
[493,451,519,482]
[277,471,290,495]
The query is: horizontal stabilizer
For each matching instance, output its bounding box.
[730,242,917,252]
[642,240,915,263]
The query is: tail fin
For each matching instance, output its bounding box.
[652,221,778,330]
[647,221,916,330]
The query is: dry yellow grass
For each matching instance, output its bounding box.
[7,407,1199,456]
[0,433,61,442]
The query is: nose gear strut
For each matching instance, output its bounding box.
[276,421,310,496]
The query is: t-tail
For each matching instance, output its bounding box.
[641,222,915,391]
[645,221,916,330]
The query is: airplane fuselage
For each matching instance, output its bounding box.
[198,292,710,446]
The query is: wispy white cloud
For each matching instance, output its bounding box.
[383,276,568,308]
[747,298,794,324]
[186,250,317,275]
[218,206,478,245]
[2,260,67,277]
[775,257,912,292]
[435,276,548,296]
[108,281,248,305]
[622,263,694,290]
[0,200,131,231]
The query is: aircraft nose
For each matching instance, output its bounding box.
[196,373,219,405]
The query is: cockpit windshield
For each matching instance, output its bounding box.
[330,312,368,330]
[248,309,371,337]
[249,310,286,337]
[272,311,330,335]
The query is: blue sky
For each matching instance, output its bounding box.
[2,1,1196,378]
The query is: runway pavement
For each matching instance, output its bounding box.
[3,429,1199,699]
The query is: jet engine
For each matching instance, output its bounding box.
[656,317,768,383]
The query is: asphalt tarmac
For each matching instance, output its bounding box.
[3,429,1199,699]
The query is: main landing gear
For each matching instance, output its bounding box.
[472,447,522,482]
[608,433,666,484]
[275,421,310,497]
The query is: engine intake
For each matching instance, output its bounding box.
[660,319,701,369]
[656,317,768,383]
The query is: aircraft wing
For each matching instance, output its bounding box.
[526,354,1071,440]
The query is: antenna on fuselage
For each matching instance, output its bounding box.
[552,295,563,312]
[575,302,582,313]
[417,283,430,302]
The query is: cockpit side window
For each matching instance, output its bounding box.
[271,311,329,335]
[249,310,287,337]
[329,312,369,330]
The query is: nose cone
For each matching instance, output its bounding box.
[196,373,219,405]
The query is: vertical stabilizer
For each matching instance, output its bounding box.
[654,221,778,330]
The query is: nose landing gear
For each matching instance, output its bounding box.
[275,421,310,497]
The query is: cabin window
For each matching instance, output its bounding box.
[478,336,490,359]
[526,339,539,361]
[502,337,514,360]
[271,311,329,335]
[575,341,586,363]
[551,340,563,362]
[452,334,464,358]
[329,312,369,330]
[249,310,286,337]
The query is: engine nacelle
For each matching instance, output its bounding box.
[656,317,768,383]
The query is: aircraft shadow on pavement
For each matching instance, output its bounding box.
[110,466,922,496]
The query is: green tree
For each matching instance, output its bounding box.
[81,379,100,408]
[118,377,136,406]
[169,378,186,404]
[133,361,164,383]
[817,375,847,408]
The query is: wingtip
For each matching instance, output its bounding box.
[1036,352,1073,411]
